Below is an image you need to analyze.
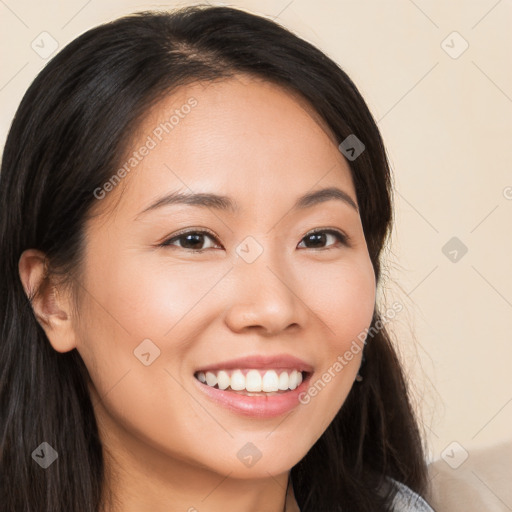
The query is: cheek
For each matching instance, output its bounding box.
[74,252,233,428]
[302,255,376,348]
[294,257,375,435]
[74,258,215,465]
[73,249,198,401]
[84,248,224,341]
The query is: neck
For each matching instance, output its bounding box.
[101,460,295,512]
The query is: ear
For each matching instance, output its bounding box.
[18,248,78,353]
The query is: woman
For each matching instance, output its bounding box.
[0,5,435,511]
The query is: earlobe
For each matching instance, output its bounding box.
[18,248,77,353]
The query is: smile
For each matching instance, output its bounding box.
[194,368,306,395]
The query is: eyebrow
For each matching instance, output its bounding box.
[135,186,358,220]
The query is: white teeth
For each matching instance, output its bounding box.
[278,371,289,390]
[262,370,279,392]
[217,370,230,390]
[246,370,262,392]
[205,371,217,387]
[230,370,246,391]
[196,368,304,392]
[289,370,299,390]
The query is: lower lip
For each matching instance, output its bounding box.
[193,372,313,418]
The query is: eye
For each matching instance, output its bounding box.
[159,229,221,252]
[297,228,349,250]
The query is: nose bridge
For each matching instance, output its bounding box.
[235,232,288,287]
[224,234,307,333]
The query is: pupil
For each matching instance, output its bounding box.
[306,233,325,248]
[183,234,203,249]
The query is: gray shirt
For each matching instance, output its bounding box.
[390,479,436,511]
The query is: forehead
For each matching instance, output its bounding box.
[96,75,356,221]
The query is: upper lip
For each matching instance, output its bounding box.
[195,354,314,374]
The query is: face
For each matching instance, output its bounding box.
[46,76,376,484]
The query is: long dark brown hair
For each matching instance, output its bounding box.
[0,5,432,511]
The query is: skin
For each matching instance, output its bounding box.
[19,75,376,512]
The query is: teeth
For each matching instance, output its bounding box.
[289,370,299,390]
[278,371,289,390]
[205,372,217,387]
[196,369,304,392]
[217,370,230,390]
[262,370,279,392]
[246,370,262,392]
[231,370,246,391]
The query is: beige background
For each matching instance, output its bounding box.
[1,0,511,501]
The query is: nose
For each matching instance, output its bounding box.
[223,247,310,335]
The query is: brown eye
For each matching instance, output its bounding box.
[160,230,220,252]
[297,229,349,250]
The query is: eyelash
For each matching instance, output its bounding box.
[159,227,350,253]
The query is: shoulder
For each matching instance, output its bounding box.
[388,479,436,512]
